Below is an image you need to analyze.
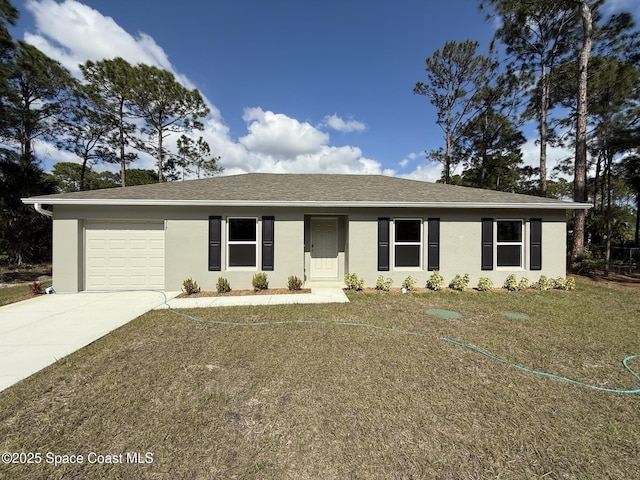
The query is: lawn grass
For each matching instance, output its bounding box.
[0,284,36,307]
[0,279,639,479]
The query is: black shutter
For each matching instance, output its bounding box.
[427,218,440,271]
[208,216,222,271]
[262,216,274,271]
[378,217,390,271]
[481,218,493,271]
[530,218,542,271]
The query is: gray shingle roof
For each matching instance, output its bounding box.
[23,173,590,209]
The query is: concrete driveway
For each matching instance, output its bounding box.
[0,291,176,392]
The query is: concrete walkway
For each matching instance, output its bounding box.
[159,288,349,309]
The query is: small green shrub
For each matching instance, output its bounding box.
[216,277,231,293]
[402,276,417,291]
[477,277,493,292]
[252,272,269,291]
[426,271,445,291]
[182,278,200,295]
[565,277,576,291]
[449,273,470,291]
[503,274,518,292]
[287,275,303,291]
[552,276,576,291]
[344,272,364,291]
[532,275,552,291]
[518,277,530,290]
[375,275,393,291]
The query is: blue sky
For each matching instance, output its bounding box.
[10,0,640,181]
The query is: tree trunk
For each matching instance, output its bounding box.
[445,129,452,184]
[539,65,549,197]
[635,193,640,248]
[571,1,593,262]
[118,99,126,187]
[157,129,164,182]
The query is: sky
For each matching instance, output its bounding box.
[10,0,640,181]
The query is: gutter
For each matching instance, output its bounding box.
[21,198,593,210]
[33,203,53,217]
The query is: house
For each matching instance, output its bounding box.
[22,173,591,292]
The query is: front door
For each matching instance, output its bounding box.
[310,217,338,279]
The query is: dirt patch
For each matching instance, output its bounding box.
[0,263,52,288]
[574,273,640,291]
[177,288,312,298]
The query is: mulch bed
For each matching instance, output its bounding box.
[177,288,312,298]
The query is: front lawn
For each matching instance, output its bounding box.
[0,278,638,479]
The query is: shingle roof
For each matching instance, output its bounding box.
[22,173,590,209]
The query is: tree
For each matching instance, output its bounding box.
[80,58,139,187]
[482,0,577,196]
[175,135,223,179]
[56,85,115,190]
[128,65,209,182]
[1,41,75,162]
[456,73,526,191]
[621,154,640,247]
[414,40,493,183]
[0,0,18,132]
[0,149,56,263]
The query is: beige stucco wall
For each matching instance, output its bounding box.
[50,204,569,292]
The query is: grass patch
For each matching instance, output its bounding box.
[0,284,37,307]
[1,279,639,478]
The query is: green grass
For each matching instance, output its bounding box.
[0,279,639,479]
[0,284,35,307]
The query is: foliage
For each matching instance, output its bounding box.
[426,270,445,291]
[414,40,493,183]
[518,277,530,290]
[375,275,393,291]
[252,272,269,291]
[175,135,223,179]
[449,273,470,291]
[287,275,303,291]
[402,276,417,291]
[552,276,576,291]
[344,272,364,291]
[216,277,231,293]
[476,277,493,291]
[532,275,553,291]
[503,274,518,292]
[30,281,44,295]
[128,64,210,182]
[181,278,200,295]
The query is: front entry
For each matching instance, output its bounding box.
[310,217,338,279]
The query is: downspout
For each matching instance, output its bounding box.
[33,203,53,217]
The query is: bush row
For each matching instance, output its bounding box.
[345,271,576,292]
[181,273,305,295]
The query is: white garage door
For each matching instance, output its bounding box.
[85,221,165,290]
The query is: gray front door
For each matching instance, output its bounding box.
[310,217,338,279]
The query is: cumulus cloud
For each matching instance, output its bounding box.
[23,0,398,178]
[321,114,366,133]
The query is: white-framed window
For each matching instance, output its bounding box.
[227,217,257,268]
[393,218,422,269]
[496,219,523,268]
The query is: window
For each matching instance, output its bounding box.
[228,218,257,268]
[496,220,523,267]
[394,219,422,268]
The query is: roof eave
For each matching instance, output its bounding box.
[21,198,593,210]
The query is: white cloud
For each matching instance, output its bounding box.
[24,0,390,178]
[321,114,366,133]
[520,138,574,177]
[398,162,442,183]
[398,152,418,168]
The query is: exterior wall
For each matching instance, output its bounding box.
[50,203,569,292]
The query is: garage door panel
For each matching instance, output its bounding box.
[85,221,165,291]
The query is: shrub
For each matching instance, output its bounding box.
[344,272,364,291]
[375,275,393,291]
[216,277,231,293]
[503,274,518,292]
[252,272,269,291]
[30,281,44,295]
[426,271,445,291]
[182,278,200,295]
[402,276,417,291]
[532,275,552,291]
[477,277,493,292]
[518,277,530,290]
[449,273,470,291]
[287,275,303,291]
[552,276,576,291]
